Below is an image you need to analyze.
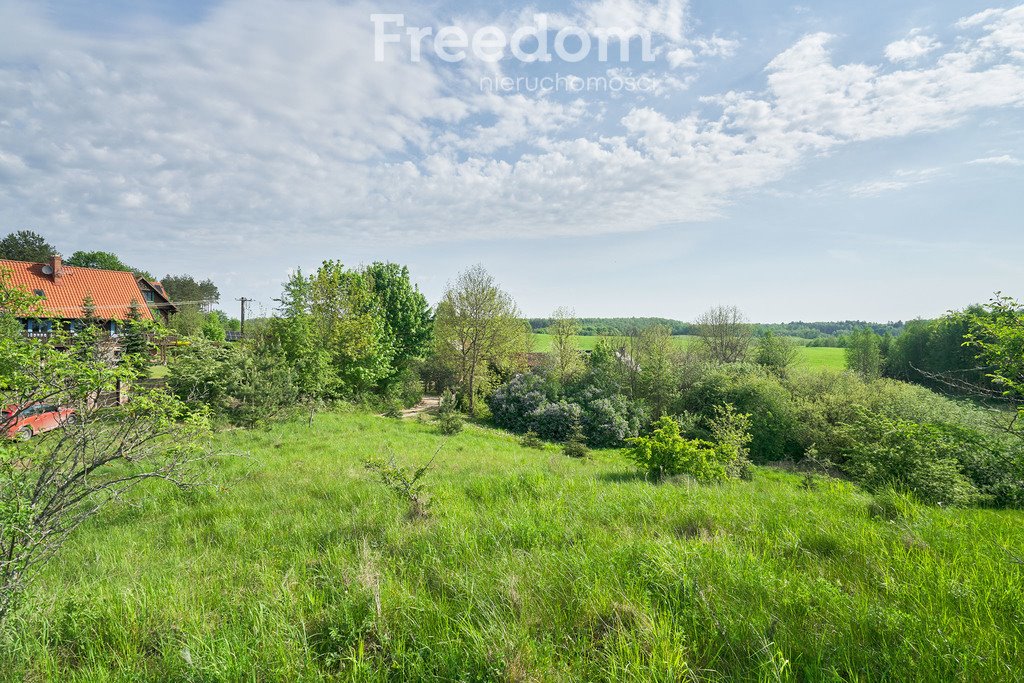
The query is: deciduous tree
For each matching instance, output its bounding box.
[696,305,752,364]
[433,265,529,415]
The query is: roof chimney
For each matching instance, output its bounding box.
[50,254,63,283]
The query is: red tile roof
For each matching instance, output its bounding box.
[0,259,153,321]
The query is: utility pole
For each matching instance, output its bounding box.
[236,297,252,336]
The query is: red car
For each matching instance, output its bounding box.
[3,404,76,440]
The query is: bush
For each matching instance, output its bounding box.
[520,430,544,449]
[228,348,299,428]
[436,412,463,435]
[624,416,740,483]
[529,400,584,441]
[363,450,436,519]
[707,403,754,480]
[562,421,589,458]
[436,390,463,435]
[381,365,424,409]
[167,339,298,427]
[678,366,801,463]
[581,394,648,447]
[839,411,981,506]
[487,372,549,432]
[167,339,242,413]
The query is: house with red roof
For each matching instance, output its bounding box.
[0,255,177,335]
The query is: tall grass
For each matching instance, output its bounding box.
[1,409,1021,681]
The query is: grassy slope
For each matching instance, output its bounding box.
[3,411,1022,681]
[531,334,847,371]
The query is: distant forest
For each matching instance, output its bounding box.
[528,317,907,343]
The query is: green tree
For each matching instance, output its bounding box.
[755,330,799,378]
[433,265,529,415]
[160,275,220,307]
[966,294,1024,439]
[269,261,396,402]
[634,324,679,418]
[846,327,882,380]
[201,311,226,341]
[0,268,41,342]
[270,270,334,409]
[168,306,204,337]
[363,262,433,369]
[548,306,583,385]
[121,300,151,371]
[0,231,58,263]
[66,250,153,280]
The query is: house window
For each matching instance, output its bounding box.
[143,290,156,303]
[33,289,44,297]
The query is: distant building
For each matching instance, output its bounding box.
[0,255,177,334]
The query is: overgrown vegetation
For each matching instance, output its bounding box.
[1,410,1021,681]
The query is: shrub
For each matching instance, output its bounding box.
[436,412,463,435]
[530,400,584,441]
[436,390,463,435]
[562,421,589,458]
[167,339,243,414]
[839,411,981,506]
[707,403,754,480]
[363,449,437,519]
[228,348,299,428]
[167,339,298,427]
[678,366,802,463]
[581,394,648,447]
[487,372,549,432]
[624,416,739,483]
[381,365,424,409]
[520,430,544,449]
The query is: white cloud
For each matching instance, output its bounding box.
[885,30,941,63]
[581,0,689,43]
[848,168,943,197]
[0,0,1022,253]
[968,154,1024,165]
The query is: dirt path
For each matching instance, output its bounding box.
[400,395,441,419]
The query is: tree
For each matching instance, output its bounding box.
[696,305,752,364]
[966,294,1024,440]
[269,270,334,411]
[0,231,58,263]
[363,262,433,369]
[121,300,151,372]
[433,265,529,415]
[755,330,799,377]
[548,306,583,384]
[168,306,205,337]
[160,275,220,307]
[633,324,680,418]
[66,250,154,280]
[201,311,227,341]
[0,280,212,621]
[846,327,883,380]
[268,262,397,403]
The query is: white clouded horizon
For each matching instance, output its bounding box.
[0,0,1023,259]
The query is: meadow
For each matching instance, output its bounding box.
[2,409,1022,681]
[530,334,847,371]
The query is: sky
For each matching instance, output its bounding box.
[0,0,1022,322]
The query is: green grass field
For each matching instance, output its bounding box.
[531,334,847,371]
[3,410,1021,681]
